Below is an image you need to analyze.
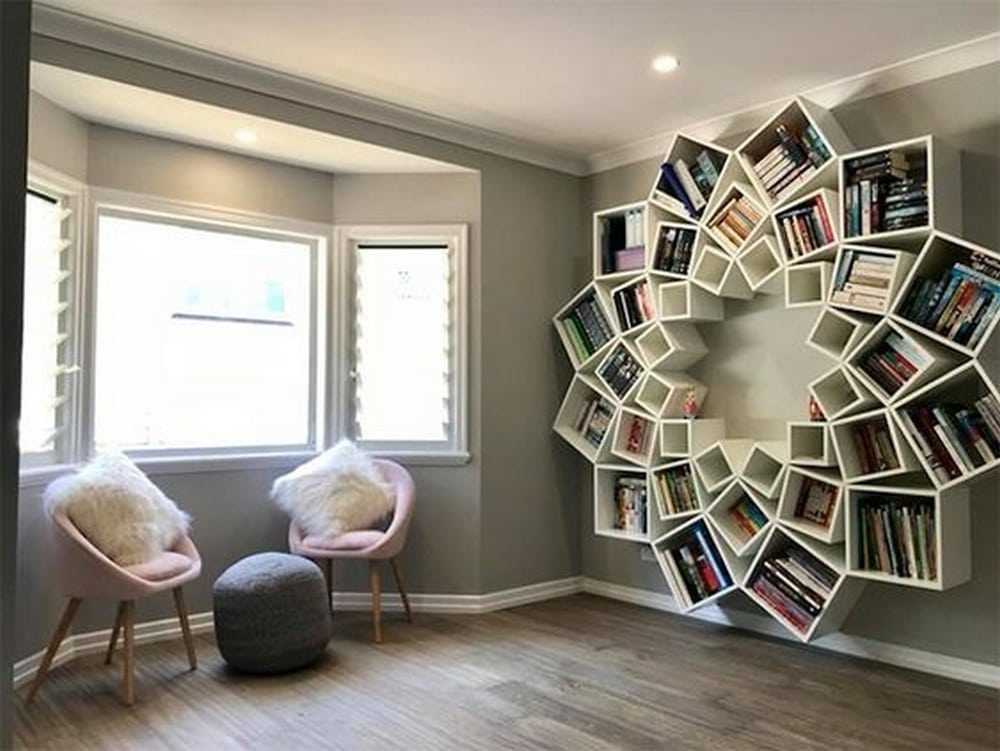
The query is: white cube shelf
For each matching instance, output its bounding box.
[737,236,784,295]
[552,283,617,371]
[635,372,708,420]
[593,465,656,542]
[653,516,745,613]
[650,222,700,279]
[659,417,727,459]
[777,466,844,544]
[552,374,619,463]
[845,485,970,590]
[772,187,840,264]
[703,181,768,257]
[635,321,708,371]
[829,245,915,317]
[595,202,650,280]
[658,280,725,322]
[595,341,644,403]
[649,133,731,224]
[787,421,836,466]
[610,407,658,467]
[806,305,873,362]
[706,478,772,557]
[743,441,788,499]
[651,460,708,519]
[786,260,833,309]
[830,408,919,483]
[693,439,754,493]
[808,365,877,422]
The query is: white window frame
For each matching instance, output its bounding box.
[334,224,469,465]
[83,188,331,470]
[19,161,86,471]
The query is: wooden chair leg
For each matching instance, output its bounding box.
[122,600,135,706]
[105,601,127,665]
[369,560,382,643]
[389,558,413,624]
[172,587,197,670]
[322,558,333,614]
[26,597,81,703]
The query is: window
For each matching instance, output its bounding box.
[337,225,468,459]
[93,206,323,455]
[19,172,81,467]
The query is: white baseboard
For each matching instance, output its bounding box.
[581,577,1000,689]
[16,576,997,691]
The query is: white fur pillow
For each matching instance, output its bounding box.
[43,452,192,566]
[271,440,395,538]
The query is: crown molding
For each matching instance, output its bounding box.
[586,32,1000,175]
[30,4,590,176]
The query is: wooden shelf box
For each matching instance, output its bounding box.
[891,231,1000,358]
[653,516,744,612]
[777,466,845,544]
[659,417,726,459]
[552,374,618,463]
[839,135,960,245]
[737,97,852,209]
[893,360,1000,490]
[806,306,873,361]
[845,485,971,591]
[830,408,919,482]
[742,526,864,642]
[785,260,833,309]
[828,245,915,316]
[593,465,655,542]
[706,478,772,557]
[787,420,836,466]
[657,280,724,322]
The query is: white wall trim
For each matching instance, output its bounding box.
[586,32,1000,173]
[31,6,1000,178]
[15,577,996,691]
[581,578,1000,689]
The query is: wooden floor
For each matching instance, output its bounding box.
[15,594,999,750]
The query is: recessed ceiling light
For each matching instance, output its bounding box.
[234,128,258,145]
[652,55,680,74]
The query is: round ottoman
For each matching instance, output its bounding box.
[213,552,332,674]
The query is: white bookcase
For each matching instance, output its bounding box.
[556,97,997,645]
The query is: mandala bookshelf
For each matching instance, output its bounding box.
[554,95,999,642]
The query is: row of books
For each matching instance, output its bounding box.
[792,476,838,527]
[652,225,696,276]
[599,208,646,274]
[898,399,1000,483]
[707,191,765,254]
[612,280,655,331]
[775,197,836,259]
[854,498,937,581]
[597,345,642,398]
[663,522,732,604]
[613,476,647,535]
[749,122,831,202]
[749,545,836,634]
[655,464,700,515]
[829,248,896,312]
[653,149,724,219]
[898,252,1000,349]
[850,418,900,476]
[727,494,768,540]
[560,293,614,362]
[621,413,653,456]
[856,330,929,397]
[573,395,615,448]
[843,150,927,237]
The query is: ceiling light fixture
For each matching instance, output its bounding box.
[234,128,258,145]
[651,55,680,74]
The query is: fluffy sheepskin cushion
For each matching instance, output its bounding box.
[271,440,395,538]
[43,452,192,566]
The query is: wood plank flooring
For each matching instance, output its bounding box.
[14,594,999,750]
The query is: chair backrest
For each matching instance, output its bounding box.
[50,512,201,600]
[371,459,416,560]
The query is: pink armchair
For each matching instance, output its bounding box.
[288,459,415,643]
[26,512,202,705]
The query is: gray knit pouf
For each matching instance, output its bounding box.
[213,552,332,674]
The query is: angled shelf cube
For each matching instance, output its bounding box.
[830,408,919,483]
[772,188,839,264]
[785,260,833,309]
[845,485,971,591]
[742,525,864,642]
[806,306,874,362]
[787,420,836,466]
[742,441,788,499]
[808,365,877,422]
[703,182,768,257]
[610,407,658,467]
[839,135,960,244]
[829,245,915,316]
[691,244,753,299]
[891,231,1000,358]
[658,280,725,322]
[594,202,649,280]
[595,341,644,402]
[649,133,731,223]
[651,460,708,520]
[693,439,754,493]
[893,360,1000,490]
[553,283,617,370]
[593,465,655,542]
[706,478,772,557]
[777,466,844,544]
[609,275,658,334]
[634,321,708,371]
[650,222,700,279]
[553,374,619,463]
[653,516,744,612]
[659,417,727,459]
[635,372,708,420]
[737,236,784,295]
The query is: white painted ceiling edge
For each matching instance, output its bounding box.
[31,5,1000,178]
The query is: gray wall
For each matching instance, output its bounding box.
[581,63,1000,664]
[28,91,87,181]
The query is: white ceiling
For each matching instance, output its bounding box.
[33,0,1000,173]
